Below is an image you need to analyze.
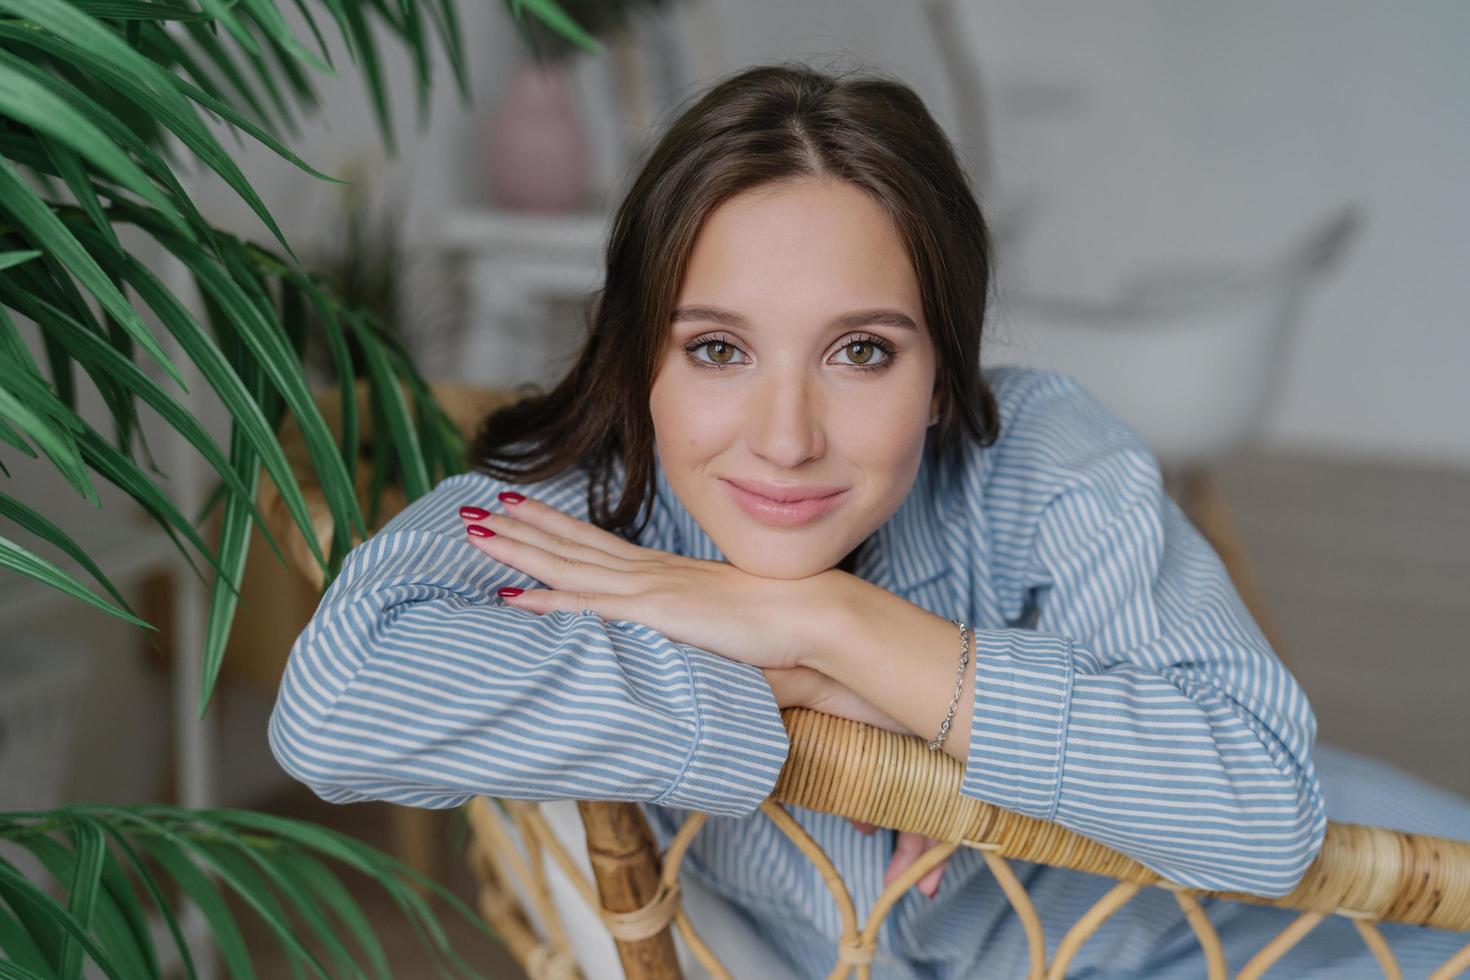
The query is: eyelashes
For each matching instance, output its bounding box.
[681,331,898,374]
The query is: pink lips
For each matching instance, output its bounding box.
[720,478,848,527]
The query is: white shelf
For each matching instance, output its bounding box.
[441,208,610,259]
[440,208,614,391]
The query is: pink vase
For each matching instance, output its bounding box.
[485,61,591,212]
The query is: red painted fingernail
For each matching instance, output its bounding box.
[460,506,489,520]
[497,587,524,598]
[498,491,526,505]
[466,524,495,538]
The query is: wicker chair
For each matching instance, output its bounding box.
[263,383,1470,980]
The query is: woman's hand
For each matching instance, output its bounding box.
[461,493,950,898]
[457,493,842,670]
[764,665,951,900]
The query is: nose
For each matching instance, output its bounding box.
[746,369,826,469]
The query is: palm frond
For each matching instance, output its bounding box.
[0,805,498,978]
[0,0,592,969]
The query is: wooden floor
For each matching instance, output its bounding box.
[1213,450,1470,799]
[238,449,1470,978]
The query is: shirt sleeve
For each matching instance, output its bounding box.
[962,370,1327,897]
[266,470,791,818]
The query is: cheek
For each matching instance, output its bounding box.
[650,372,733,458]
[830,383,930,450]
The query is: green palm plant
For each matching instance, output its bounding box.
[0,0,602,975]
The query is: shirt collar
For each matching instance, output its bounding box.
[650,432,951,594]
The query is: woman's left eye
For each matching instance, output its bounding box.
[830,335,895,371]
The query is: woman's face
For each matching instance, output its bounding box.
[649,177,939,580]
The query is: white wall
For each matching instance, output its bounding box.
[952,2,1470,466]
[204,0,1469,465]
[688,0,1470,466]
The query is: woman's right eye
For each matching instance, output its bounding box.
[684,336,747,368]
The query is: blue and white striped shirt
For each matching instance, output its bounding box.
[271,366,1384,976]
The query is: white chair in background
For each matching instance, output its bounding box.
[987,207,1362,473]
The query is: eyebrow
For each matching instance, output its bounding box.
[670,305,918,332]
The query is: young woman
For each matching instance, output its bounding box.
[270,63,1470,977]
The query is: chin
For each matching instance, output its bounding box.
[718,536,844,581]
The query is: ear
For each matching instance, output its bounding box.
[928,389,941,427]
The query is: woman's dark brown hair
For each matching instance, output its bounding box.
[471,61,1001,541]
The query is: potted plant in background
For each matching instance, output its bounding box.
[0,0,598,975]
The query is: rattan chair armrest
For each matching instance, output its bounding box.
[774,707,1470,932]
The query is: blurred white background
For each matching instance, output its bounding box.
[194,0,1470,464]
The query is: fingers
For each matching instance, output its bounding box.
[461,492,650,562]
[883,832,948,900]
[916,857,946,899]
[462,526,636,598]
[496,584,644,622]
[461,507,638,573]
[849,819,879,835]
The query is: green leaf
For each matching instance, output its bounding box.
[0,249,41,271]
[37,136,120,254]
[0,534,152,626]
[202,398,260,716]
[232,0,334,75]
[0,159,181,387]
[59,822,106,980]
[0,861,126,980]
[83,825,162,980]
[284,0,334,67]
[348,312,428,499]
[0,11,299,263]
[0,417,39,458]
[0,357,99,506]
[275,852,391,980]
[190,0,265,59]
[0,52,226,255]
[0,960,54,979]
[130,833,253,980]
[517,0,603,55]
[5,284,280,585]
[0,890,54,977]
[205,836,368,980]
[73,223,324,573]
[250,24,320,119]
[184,18,297,135]
[185,839,325,978]
[162,20,279,131]
[92,825,197,980]
[198,807,496,976]
[4,248,139,459]
[68,420,220,585]
[340,0,393,151]
[4,824,151,980]
[167,69,341,184]
[423,0,469,103]
[69,0,212,20]
[0,58,182,222]
[0,491,139,623]
[0,850,63,974]
[177,230,364,546]
[89,808,329,979]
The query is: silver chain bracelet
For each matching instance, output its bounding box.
[927,619,971,752]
